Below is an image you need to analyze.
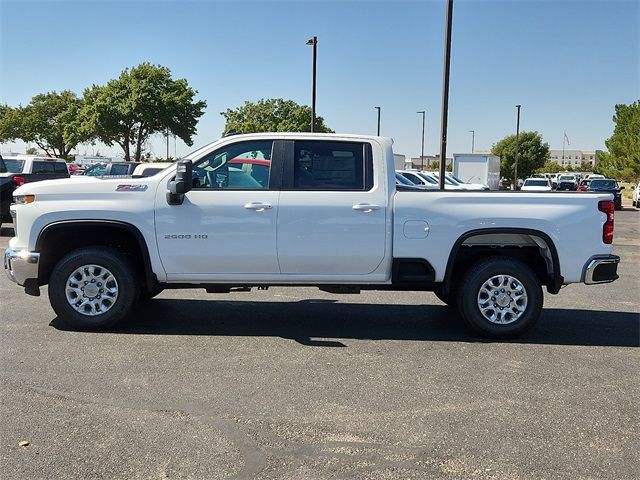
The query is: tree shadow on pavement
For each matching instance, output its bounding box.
[50,299,640,348]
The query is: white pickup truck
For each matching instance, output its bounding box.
[4,133,620,338]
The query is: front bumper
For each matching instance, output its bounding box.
[4,246,39,286]
[583,255,620,284]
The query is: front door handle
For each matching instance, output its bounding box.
[244,202,273,211]
[352,203,382,212]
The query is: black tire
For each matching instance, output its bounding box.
[456,256,543,338]
[48,247,138,330]
[433,286,457,307]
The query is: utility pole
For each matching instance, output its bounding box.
[166,128,170,160]
[514,104,522,190]
[469,129,475,153]
[438,0,454,190]
[306,36,318,132]
[417,110,426,170]
[375,106,381,136]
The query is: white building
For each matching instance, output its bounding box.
[549,150,598,168]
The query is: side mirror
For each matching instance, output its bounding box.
[167,160,193,205]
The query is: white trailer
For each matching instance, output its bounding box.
[453,154,501,190]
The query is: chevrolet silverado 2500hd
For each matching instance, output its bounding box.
[4,133,620,338]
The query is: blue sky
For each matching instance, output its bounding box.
[1,0,638,158]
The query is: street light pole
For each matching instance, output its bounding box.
[438,0,454,190]
[306,36,318,132]
[375,106,381,136]
[469,129,475,153]
[514,104,522,190]
[417,110,425,170]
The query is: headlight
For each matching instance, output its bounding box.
[13,194,35,205]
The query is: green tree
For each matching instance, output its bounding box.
[596,101,640,181]
[0,92,85,159]
[491,131,549,181]
[78,63,206,161]
[221,98,333,135]
[535,161,563,174]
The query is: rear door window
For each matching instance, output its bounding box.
[292,141,371,191]
[110,164,131,175]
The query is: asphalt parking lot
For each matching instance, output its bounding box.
[1,210,638,480]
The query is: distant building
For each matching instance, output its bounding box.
[549,150,598,168]
[406,155,453,170]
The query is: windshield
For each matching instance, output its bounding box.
[449,174,465,184]
[559,176,575,181]
[590,179,618,189]
[524,179,549,187]
[395,173,415,186]
[1,159,25,173]
[416,172,438,184]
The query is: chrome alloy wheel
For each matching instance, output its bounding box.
[65,264,119,316]
[477,274,528,325]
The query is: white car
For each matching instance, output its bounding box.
[632,182,640,208]
[397,170,464,190]
[521,178,553,192]
[133,162,172,177]
[428,172,489,191]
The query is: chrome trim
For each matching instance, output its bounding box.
[583,255,620,285]
[4,246,40,286]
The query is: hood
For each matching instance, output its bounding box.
[13,173,169,198]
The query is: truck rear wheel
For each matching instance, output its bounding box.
[457,257,542,338]
[48,247,138,330]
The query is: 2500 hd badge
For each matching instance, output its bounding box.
[164,234,208,239]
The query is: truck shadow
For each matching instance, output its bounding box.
[51,299,639,348]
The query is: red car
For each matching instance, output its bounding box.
[577,179,591,192]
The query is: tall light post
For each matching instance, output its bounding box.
[417,110,425,170]
[468,129,475,153]
[513,104,521,190]
[306,36,318,132]
[374,106,381,136]
[438,0,454,190]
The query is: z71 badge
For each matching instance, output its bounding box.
[116,184,148,192]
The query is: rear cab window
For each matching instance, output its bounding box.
[31,161,56,174]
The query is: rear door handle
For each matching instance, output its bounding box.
[352,203,382,212]
[244,202,273,211]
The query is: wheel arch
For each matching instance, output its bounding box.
[35,220,157,292]
[443,228,563,295]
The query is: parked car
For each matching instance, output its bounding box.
[521,178,552,192]
[83,162,140,177]
[631,182,640,208]
[428,172,490,190]
[5,133,620,339]
[133,162,172,177]
[396,170,439,189]
[577,179,591,192]
[587,179,624,210]
[0,154,69,224]
[395,172,429,191]
[556,174,578,191]
[398,170,465,190]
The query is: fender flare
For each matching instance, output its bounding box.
[36,219,158,291]
[443,227,563,294]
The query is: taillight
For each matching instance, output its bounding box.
[598,200,614,244]
[13,176,25,187]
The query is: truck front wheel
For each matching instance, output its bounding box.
[48,247,138,330]
[457,257,542,338]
